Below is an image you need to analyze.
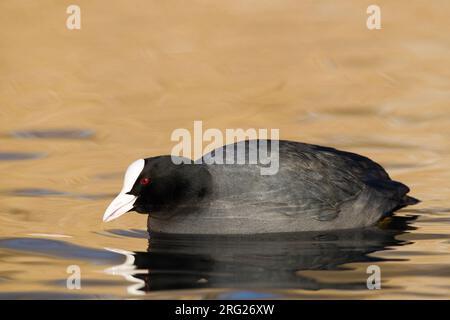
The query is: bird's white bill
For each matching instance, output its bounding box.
[103,192,137,222]
[103,158,145,222]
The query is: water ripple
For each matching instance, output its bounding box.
[11,129,94,140]
[0,152,45,161]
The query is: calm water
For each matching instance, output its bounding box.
[0,1,449,299]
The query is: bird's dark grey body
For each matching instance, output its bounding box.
[145,140,417,234]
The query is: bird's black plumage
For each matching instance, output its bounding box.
[106,140,419,234]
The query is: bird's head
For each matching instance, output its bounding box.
[103,156,211,222]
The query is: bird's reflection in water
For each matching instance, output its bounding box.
[105,216,416,294]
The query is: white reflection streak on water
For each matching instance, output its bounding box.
[103,247,147,296]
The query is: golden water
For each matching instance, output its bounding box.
[0,0,449,298]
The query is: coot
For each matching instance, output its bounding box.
[103,140,418,234]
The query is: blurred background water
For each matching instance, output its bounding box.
[0,0,449,299]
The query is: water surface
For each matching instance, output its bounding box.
[0,0,449,299]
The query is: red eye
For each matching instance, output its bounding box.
[140,177,150,185]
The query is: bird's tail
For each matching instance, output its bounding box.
[402,195,420,206]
